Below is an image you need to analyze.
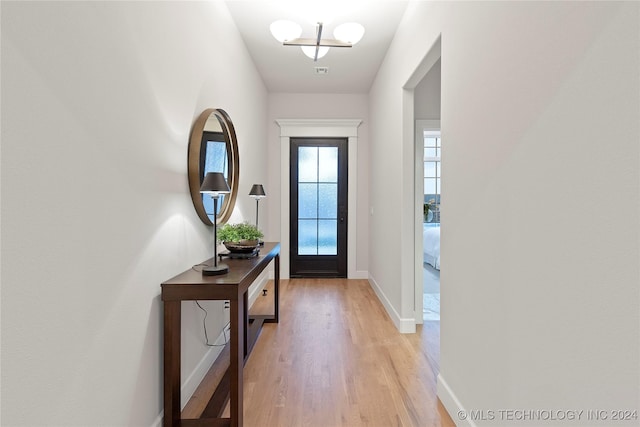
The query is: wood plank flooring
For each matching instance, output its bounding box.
[183,278,454,427]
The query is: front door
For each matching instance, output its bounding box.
[290,138,348,277]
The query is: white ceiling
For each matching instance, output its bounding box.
[225,0,409,93]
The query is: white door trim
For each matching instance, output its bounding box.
[415,119,441,324]
[276,119,362,279]
[403,35,441,326]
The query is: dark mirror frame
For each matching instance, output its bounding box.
[188,108,239,225]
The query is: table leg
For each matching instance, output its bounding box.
[243,291,249,359]
[230,296,244,427]
[274,254,280,323]
[163,300,181,427]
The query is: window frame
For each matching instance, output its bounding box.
[422,129,441,224]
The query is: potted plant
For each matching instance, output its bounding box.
[217,222,264,252]
[424,198,439,223]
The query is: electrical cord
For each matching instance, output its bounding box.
[195,301,230,347]
[191,263,208,273]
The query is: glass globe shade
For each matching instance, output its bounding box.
[301,46,330,59]
[333,22,365,45]
[270,20,302,43]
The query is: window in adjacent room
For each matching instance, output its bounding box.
[423,130,441,224]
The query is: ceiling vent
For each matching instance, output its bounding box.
[314,67,329,75]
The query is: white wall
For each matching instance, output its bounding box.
[1,1,267,425]
[370,0,639,423]
[266,93,370,276]
[415,58,441,121]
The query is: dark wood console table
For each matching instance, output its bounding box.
[161,242,280,427]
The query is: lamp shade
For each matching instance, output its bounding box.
[200,172,230,195]
[249,184,266,198]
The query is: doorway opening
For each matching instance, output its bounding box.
[419,125,441,322]
[404,36,442,382]
[404,38,441,327]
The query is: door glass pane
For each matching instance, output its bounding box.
[318,183,337,219]
[297,144,339,256]
[298,183,317,219]
[298,147,318,182]
[205,141,228,176]
[318,147,338,182]
[203,140,227,215]
[425,137,438,147]
[318,220,337,255]
[298,220,317,255]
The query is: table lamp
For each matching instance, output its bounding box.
[200,172,231,275]
[248,184,266,230]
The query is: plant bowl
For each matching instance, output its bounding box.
[224,240,259,253]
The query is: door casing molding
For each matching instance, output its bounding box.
[414,119,441,325]
[276,119,362,279]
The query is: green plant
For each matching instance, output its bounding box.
[424,198,440,222]
[217,222,263,243]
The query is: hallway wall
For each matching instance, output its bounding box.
[415,58,441,121]
[1,2,267,424]
[370,1,639,422]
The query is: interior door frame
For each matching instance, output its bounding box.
[276,119,362,279]
[290,138,348,277]
[414,119,441,324]
[403,36,441,327]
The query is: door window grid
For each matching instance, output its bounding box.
[298,146,338,255]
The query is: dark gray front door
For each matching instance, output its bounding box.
[290,138,348,277]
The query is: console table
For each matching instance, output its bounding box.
[161,242,280,427]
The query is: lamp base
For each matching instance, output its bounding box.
[202,263,229,276]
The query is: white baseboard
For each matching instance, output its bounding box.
[367,274,416,333]
[181,335,227,407]
[150,324,230,427]
[351,270,369,279]
[151,410,163,427]
[438,374,475,427]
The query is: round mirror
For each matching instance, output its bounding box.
[188,108,239,225]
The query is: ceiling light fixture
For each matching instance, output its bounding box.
[270,20,365,62]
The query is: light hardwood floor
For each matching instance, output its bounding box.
[184,278,454,427]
